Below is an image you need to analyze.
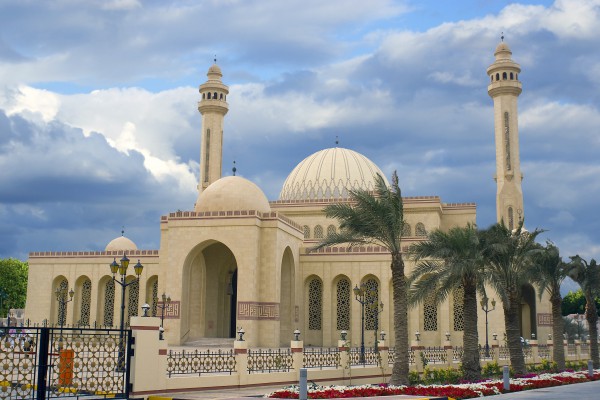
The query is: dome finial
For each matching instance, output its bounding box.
[214,55,217,64]
[121,226,125,236]
[232,160,237,176]
[501,32,504,42]
[335,136,339,146]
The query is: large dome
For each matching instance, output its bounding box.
[195,176,271,213]
[280,147,388,201]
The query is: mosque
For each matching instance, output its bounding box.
[25,41,551,348]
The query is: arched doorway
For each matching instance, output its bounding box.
[279,248,295,346]
[520,284,537,339]
[183,241,238,342]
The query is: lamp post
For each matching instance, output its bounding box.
[480,296,496,358]
[109,253,143,371]
[371,301,384,353]
[353,283,375,365]
[54,287,75,327]
[156,293,171,340]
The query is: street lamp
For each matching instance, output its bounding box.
[370,301,384,353]
[109,253,143,370]
[353,283,376,365]
[480,296,496,358]
[156,293,172,340]
[54,287,75,327]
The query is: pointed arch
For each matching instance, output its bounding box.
[74,276,92,326]
[146,275,159,317]
[280,247,295,345]
[333,275,351,331]
[52,276,69,326]
[361,276,380,330]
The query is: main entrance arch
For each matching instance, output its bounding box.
[182,241,238,343]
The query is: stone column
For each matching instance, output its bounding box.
[235,339,249,386]
[378,340,390,375]
[412,340,424,373]
[575,339,582,361]
[492,336,500,363]
[443,338,453,368]
[338,339,351,384]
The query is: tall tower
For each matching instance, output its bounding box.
[487,40,524,230]
[196,62,229,206]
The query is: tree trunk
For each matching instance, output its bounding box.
[504,290,526,375]
[390,252,409,386]
[550,291,565,370]
[461,279,481,381]
[584,291,599,368]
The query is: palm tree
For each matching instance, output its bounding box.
[311,172,409,385]
[408,224,485,381]
[565,255,600,368]
[481,221,543,375]
[529,242,568,369]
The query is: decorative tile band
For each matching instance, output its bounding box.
[237,301,280,320]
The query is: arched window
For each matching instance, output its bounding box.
[79,279,92,326]
[314,225,323,239]
[202,93,206,99]
[502,72,507,80]
[453,286,464,331]
[151,279,158,317]
[303,225,310,239]
[415,223,427,237]
[402,223,411,237]
[491,75,493,82]
[308,278,322,330]
[336,278,350,330]
[57,279,68,326]
[104,280,115,327]
[327,225,336,237]
[508,207,514,231]
[220,93,223,100]
[496,73,500,81]
[213,92,217,99]
[510,72,514,80]
[127,279,140,325]
[364,278,379,330]
[423,293,438,331]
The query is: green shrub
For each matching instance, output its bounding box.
[482,361,502,377]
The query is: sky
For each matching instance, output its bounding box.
[0,0,599,293]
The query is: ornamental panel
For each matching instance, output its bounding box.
[308,279,322,330]
[336,279,350,331]
[453,286,464,331]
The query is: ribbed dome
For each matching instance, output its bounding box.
[105,235,138,251]
[280,147,388,201]
[195,176,271,213]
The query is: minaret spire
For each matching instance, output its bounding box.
[487,39,524,230]
[194,60,229,211]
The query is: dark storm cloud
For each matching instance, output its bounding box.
[0,109,195,259]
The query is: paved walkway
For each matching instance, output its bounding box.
[146,379,600,400]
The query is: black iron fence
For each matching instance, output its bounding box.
[0,326,132,399]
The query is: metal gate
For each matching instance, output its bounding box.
[0,327,132,399]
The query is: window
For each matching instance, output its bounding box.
[336,279,350,330]
[508,207,514,231]
[303,225,310,239]
[423,294,438,331]
[364,278,379,331]
[415,223,427,237]
[204,129,210,182]
[314,225,323,239]
[57,279,68,326]
[104,280,115,327]
[453,286,464,331]
[327,225,336,237]
[127,279,140,325]
[308,279,322,330]
[402,223,411,237]
[80,279,91,326]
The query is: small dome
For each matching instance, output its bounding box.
[280,147,389,201]
[207,63,223,80]
[105,235,138,251]
[195,176,271,213]
[494,42,512,59]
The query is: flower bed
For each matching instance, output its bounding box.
[266,369,600,399]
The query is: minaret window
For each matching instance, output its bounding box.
[508,207,514,230]
[496,73,500,81]
[504,112,511,171]
[220,93,223,100]
[204,129,210,182]
[213,92,217,99]
[202,93,205,99]
[503,72,507,80]
[510,72,514,80]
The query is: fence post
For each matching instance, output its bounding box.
[291,338,304,374]
[443,337,453,368]
[492,337,500,363]
[36,327,50,400]
[530,339,539,364]
[378,339,390,375]
[129,316,165,396]
[338,338,350,382]
[546,338,553,361]
[412,340,424,373]
[235,337,249,386]
[575,339,582,361]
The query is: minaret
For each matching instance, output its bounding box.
[487,39,524,230]
[195,61,229,207]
